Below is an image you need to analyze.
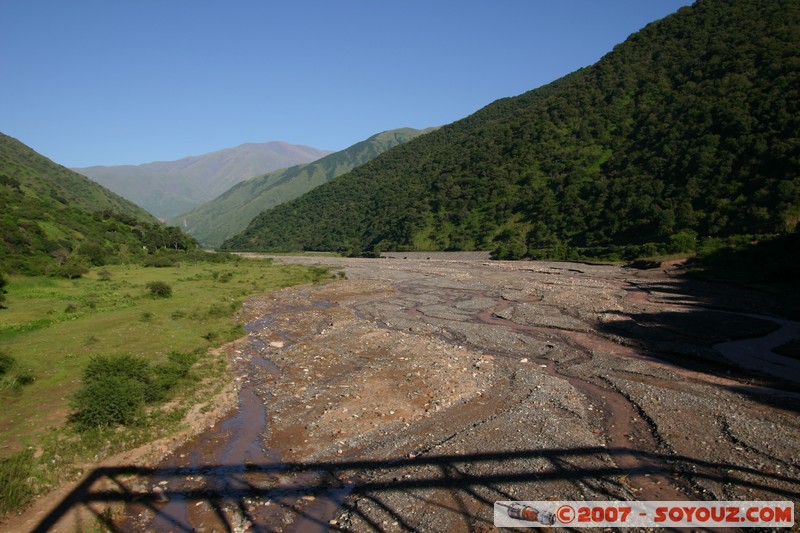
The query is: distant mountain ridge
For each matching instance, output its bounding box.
[174,128,435,247]
[74,142,333,218]
[221,0,800,259]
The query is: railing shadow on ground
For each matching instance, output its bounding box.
[33,446,800,533]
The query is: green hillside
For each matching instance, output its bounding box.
[173,128,434,247]
[0,133,195,274]
[221,0,800,260]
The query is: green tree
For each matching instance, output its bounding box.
[58,255,90,279]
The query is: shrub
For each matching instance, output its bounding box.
[0,352,14,376]
[71,374,147,428]
[58,256,90,279]
[146,281,172,298]
[149,351,198,402]
[205,303,229,318]
[0,351,34,388]
[81,353,150,383]
[70,354,151,429]
[165,351,198,375]
[14,370,35,386]
[70,352,198,429]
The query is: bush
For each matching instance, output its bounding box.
[70,352,198,429]
[0,351,34,389]
[14,370,34,386]
[82,353,150,383]
[70,354,151,428]
[58,256,90,279]
[0,352,14,376]
[149,351,198,402]
[165,351,198,375]
[71,374,147,428]
[146,281,172,298]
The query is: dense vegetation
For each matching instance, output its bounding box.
[221,0,800,261]
[0,133,198,275]
[173,128,434,247]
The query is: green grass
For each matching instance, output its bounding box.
[0,256,333,513]
[0,449,35,514]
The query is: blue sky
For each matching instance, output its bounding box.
[1,1,693,167]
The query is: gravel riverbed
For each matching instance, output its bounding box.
[18,256,800,532]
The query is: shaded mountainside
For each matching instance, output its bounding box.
[75,142,332,218]
[0,133,196,275]
[174,128,435,247]
[221,0,800,260]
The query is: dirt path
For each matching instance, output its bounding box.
[20,257,800,532]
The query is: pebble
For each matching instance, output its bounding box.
[152,486,169,504]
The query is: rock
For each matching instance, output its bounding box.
[152,485,169,504]
[269,341,285,348]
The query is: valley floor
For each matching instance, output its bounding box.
[15,256,800,532]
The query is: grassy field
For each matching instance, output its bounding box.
[0,256,333,513]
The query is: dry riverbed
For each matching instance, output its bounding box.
[14,257,800,532]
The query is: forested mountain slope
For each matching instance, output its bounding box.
[221,0,800,259]
[75,142,332,218]
[0,133,195,274]
[174,128,433,247]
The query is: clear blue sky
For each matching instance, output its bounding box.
[1,1,694,167]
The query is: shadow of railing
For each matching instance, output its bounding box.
[34,446,800,532]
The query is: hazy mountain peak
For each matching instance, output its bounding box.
[173,127,434,247]
[74,141,333,218]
